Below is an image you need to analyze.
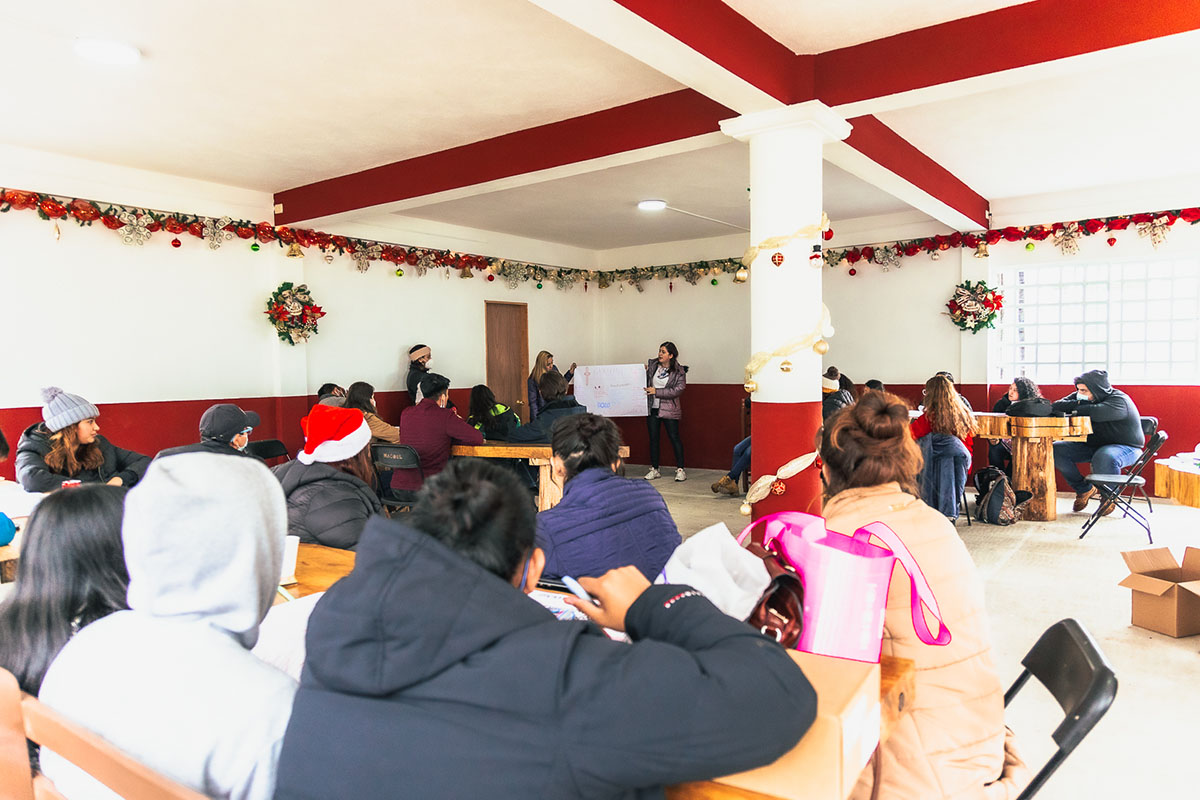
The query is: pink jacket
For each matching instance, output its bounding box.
[823,483,1027,800]
[645,359,686,420]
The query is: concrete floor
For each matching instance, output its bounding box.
[637,465,1200,800]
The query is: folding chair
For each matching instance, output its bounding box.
[0,668,205,800]
[1080,431,1167,543]
[1134,417,1158,511]
[371,444,423,515]
[1004,619,1117,800]
[244,438,290,462]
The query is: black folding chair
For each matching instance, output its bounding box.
[371,444,423,515]
[1134,417,1158,510]
[1004,618,1117,800]
[244,438,290,462]
[1080,431,1167,542]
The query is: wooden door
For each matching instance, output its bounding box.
[485,302,530,423]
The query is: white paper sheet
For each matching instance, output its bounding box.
[0,479,44,519]
[572,363,647,417]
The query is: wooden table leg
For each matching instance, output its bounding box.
[533,458,562,511]
[1012,436,1056,521]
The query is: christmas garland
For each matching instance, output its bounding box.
[945,280,1002,334]
[0,187,745,291]
[266,283,325,345]
[822,208,1200,275]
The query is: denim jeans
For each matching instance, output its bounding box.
[727,436,752,481]
[1053,441,1142,494]
[647,408,684,469]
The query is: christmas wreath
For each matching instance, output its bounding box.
[265,282,325,345]
[946,280,1003,334]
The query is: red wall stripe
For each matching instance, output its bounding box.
[274,90,733,225]
[612,0,810,104]
[844,115,989,228]
[816,0,1200,107]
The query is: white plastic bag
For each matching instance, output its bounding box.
[657,522,770,620]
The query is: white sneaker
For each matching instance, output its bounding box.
[644,467,661,480]
[675,468,687,482]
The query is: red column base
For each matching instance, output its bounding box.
[748,400,824,540]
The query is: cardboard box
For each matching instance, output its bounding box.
[714,651,880,800]
[1119,547,1200,637]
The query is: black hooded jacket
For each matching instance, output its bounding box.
[15,423,149,492]
[1051,369,1144,448]
[155,438,265,462]
[271,460,382,550]
[273,517,817,800]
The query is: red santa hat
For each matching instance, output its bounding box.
[298,405,371,465]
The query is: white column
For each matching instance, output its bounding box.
[721,102,852,404]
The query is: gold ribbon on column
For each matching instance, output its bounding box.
[740,212,830,267]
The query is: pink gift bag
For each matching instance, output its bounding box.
[739,511,951,663]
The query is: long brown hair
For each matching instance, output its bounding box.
[923,375,977,440]
[819,391,923,500]
[43,423,104,477]
[529,351,554,383]
[328,443,377,490]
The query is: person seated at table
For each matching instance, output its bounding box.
[987,378,1054,473]
[16,387,150,492]
[528,350,576,420]
[865,378,885,392]
[343,381,400,443]
[467,384,522,440]
[273,405,382,550]
[272,459,817,800]
[406,343,433,403]
[935,370,974,411]
[156,403,265,461]
[316,382,345,402]
[912,375,977,518]
[37,453,297,800]
[819,391,1027,800]
[537,413,680,581]
[0,485,128,699]
[1052,369,1144,513]
[712,435,752,496]
[509,371,586,444]
[393,373,484,494]
[822,366,854,419]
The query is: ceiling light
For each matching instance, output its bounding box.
[637,199,667,212]
[73,38,142,66]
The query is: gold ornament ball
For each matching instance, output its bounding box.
[739,502,753,517]
[324,253,334,264]
[743,380,758,393]
[812,339,830,355]
[779,359,793,373]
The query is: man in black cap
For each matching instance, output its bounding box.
[155,404,264,461]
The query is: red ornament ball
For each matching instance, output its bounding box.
[848,268,857,276]
[770,252,785,266]
[171,238,181,248]
[486,274,495,282]
[1107,237,1117,247]
[822,228,834,241]
[770,480,787,496]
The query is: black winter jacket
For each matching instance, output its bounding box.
[822,389,854,420]
[1051,369,1144,448]
[271,460,382,550]
[15,423,149,492]
[155,438,265,462]
[992,395,1056,417]
[406,364,428,404]
[509,396,587,443]
[274,517,817,800]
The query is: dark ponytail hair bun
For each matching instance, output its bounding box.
[550,413,623,481]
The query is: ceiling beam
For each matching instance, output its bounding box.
[274,90,731,226]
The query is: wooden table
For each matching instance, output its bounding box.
[1154,459,1200,507]
[974,413,1092,520]
[666,657,916,800]
[450,442,631,511]
[0,526,23,584]
[281,543,356,599]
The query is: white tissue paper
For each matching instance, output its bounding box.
[657,522,770,620]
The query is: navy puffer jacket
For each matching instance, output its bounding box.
[271,460,381,550]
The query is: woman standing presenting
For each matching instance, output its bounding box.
[527,351,575,420]
[644,341,687,482]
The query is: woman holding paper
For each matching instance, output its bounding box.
[644,341,687,481]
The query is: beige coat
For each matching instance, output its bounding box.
[363,411,400,444]
[822,483,1026,800]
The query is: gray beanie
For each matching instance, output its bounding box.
[41,387,100,433]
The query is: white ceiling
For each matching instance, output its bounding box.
[721,0,1033,54]
[875,38,1200,200]
[391,142,915,248]
[0,0,679,192]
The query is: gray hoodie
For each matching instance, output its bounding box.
[39,454,298,800]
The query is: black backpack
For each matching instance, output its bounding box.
[974,467,1033,525]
